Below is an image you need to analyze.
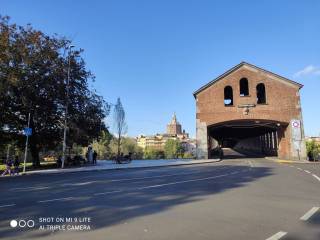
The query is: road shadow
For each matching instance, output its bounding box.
[281,213,320,240]
[220,147,268,160]
[0,164,273,239]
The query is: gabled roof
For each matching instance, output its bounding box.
[193,62,303,98]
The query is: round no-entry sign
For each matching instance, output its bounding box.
[292,120,300,128]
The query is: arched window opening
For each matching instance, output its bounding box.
[256,83,266,104]
[240,78,249,96]
[224,86,233,106]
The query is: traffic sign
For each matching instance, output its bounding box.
[24,127,32,136]
[292,120,300,128]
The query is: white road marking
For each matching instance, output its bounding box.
[95,170,246,194]
[248,160,254,167]
[61,181,96,187]
[297,167,303,171]
[94,190,123,196]
[11,186,50,191]
[266,231,287,240]
[304,170,311,174]
[111,172,198,182]
[57,167,232,187]
[110,167,230,182]
[312,174,320,182]
[137,172,242,190]
[38,197,74,203]
[300,207,319,221]
[13,168,247,205]
[0,204,16,208]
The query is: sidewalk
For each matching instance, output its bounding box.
[22,159,220,176]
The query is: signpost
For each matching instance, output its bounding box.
[23,113,31,173]
[24,127,32,136]
[291,119,301,160]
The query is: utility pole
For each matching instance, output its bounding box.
[23,112,31,173]
[61,45,74,169]
[6,145,10,163]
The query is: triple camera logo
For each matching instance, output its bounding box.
[10,219,35,228]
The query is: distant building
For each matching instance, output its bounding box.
[137,114,196,155]
[167,113,182,135]
[306,136,320,144]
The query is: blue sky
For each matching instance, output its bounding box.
[2,0,320,137]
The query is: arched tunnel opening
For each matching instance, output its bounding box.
[207,120,288,159]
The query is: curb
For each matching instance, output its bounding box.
[17,159,221,177]
[265,157,319,164]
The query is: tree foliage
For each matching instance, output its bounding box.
[144,147,165,159]
[91,130,113,159]
[306,140,320,161]
[113,97,127,162]
[164,139,184,159]
[0,16,109,166]
[109,137,143,159]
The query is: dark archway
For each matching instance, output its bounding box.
[240,78,249,96]
[256,83,266,104]
[224,86,233,106]
[207,120,287,159]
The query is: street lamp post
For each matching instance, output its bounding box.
[23,112,31,173]
[61,45,74,169]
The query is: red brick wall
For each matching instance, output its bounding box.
[195,65,303,159]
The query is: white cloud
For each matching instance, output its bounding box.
[294,65,320,78]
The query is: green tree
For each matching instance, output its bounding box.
[144,147,165,159]
[164,139,184,159]
[306,140,320,161]
[0,16,109,166]
[91,130,113,159]
[108,137,143,159]
[122,137,144,159]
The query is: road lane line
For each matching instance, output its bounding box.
[38,197,74,203]
[304,170,311,174]
[297,167,303,171]
[312,174,320,182]
[300,207,319,221]
[11,186,50,191]
[266,231,287,240]
[0,204,16,208]
[3,169,249,206]
[111,172,199,182]
[137,172,243,190]
[137,174,230,190]
[94,190,123,196]
[95,170,246,194]
[110,167,231,182]
[58,167,232,187]
[61,181,96,187]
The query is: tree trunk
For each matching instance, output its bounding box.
[30,136,40,167]
[117,134,121,164]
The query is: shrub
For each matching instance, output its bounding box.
[306,140,320,161]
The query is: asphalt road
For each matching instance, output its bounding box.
[0,158,319,240]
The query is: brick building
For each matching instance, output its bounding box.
[193,62,306,160]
